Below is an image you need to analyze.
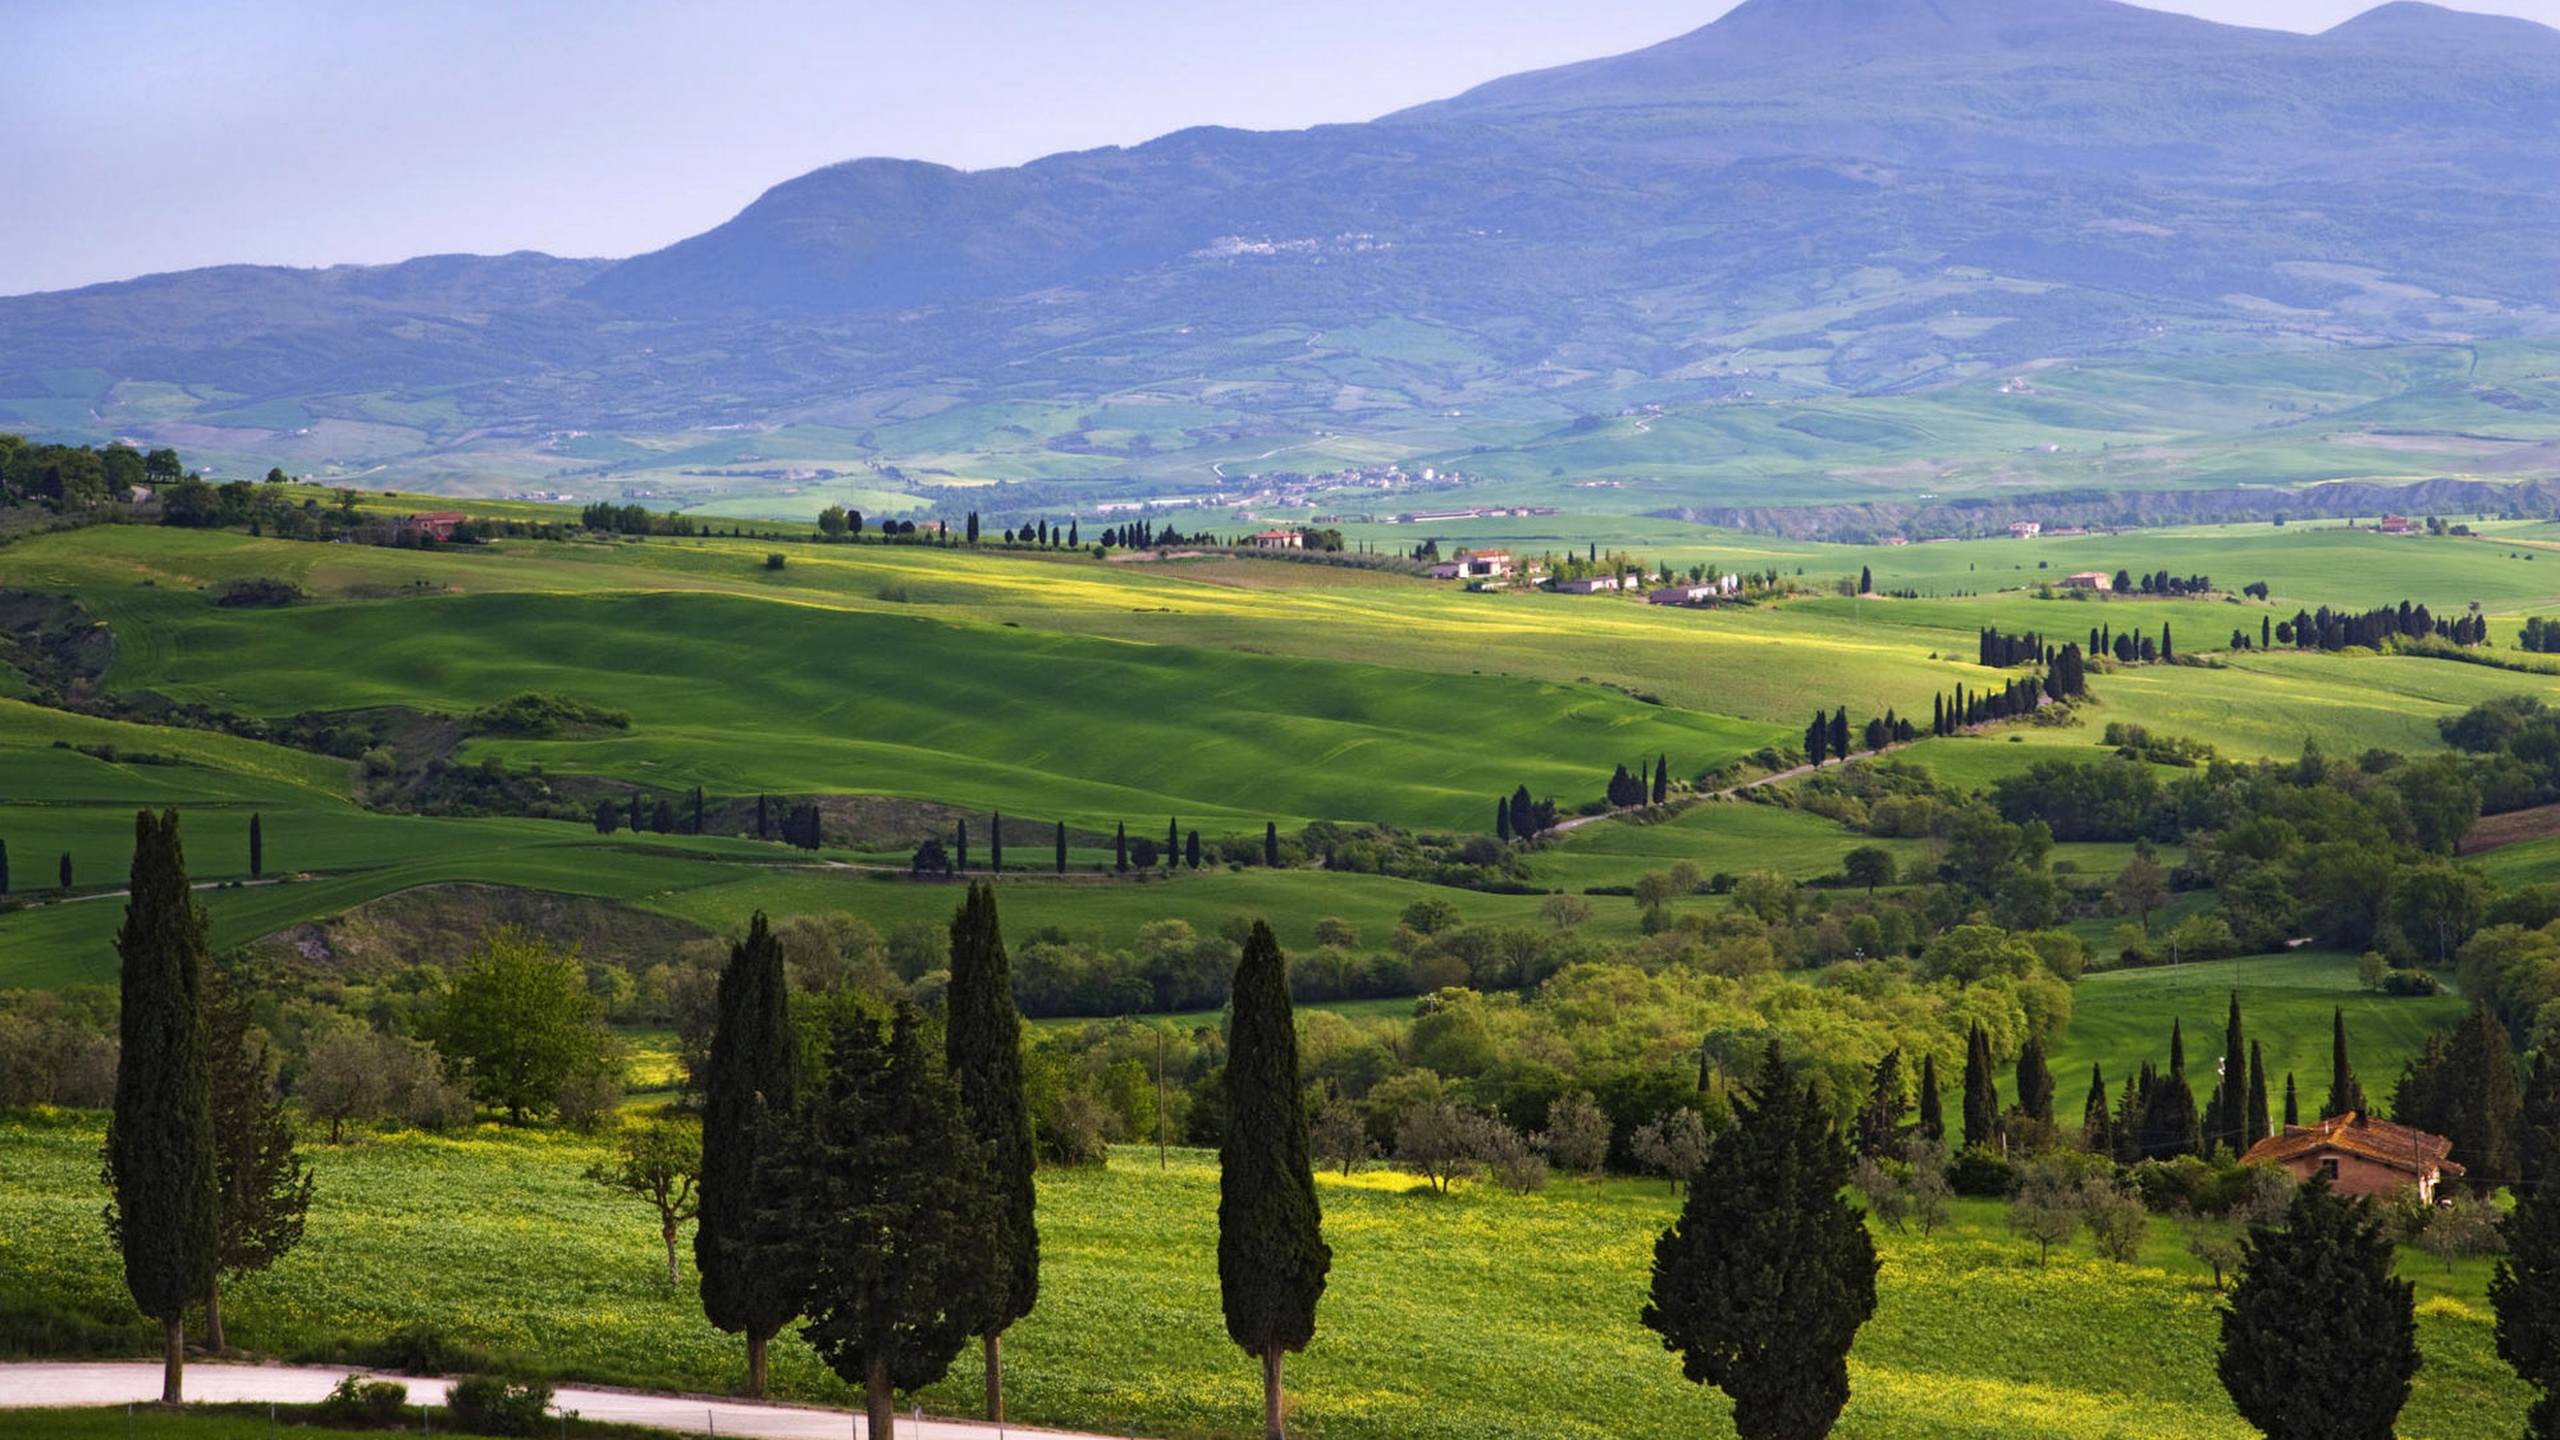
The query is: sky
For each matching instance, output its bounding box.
[5,0,2557,296]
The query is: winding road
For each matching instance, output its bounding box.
[0,1362,1133,1440]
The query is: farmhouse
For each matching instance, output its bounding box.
[1248,529,1304,550]
[2239,1112,2462,1202]
[2378,515,2415,535]
[1648,584,1716,606]
[2008,520,2042,539]
[2062,571,2113,591]
[1553,575,1622,594]
[399,511,468,541]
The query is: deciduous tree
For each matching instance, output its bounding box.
[587,1120,702,1284]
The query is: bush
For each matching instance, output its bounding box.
[2381,968,2444,996]
[315,1374,410,1427]
[1946,1145,2017,1198]
[446,1375,554,1437]
[211,576,306,608]
[332,1322,491,1377]
[464,692,630,737]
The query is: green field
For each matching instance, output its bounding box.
[0,1116,2526,1440]
[9,517,2560,987]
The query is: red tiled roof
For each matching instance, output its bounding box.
[2241,1112,2462,1178]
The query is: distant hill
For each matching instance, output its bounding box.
[3,0,2555,492]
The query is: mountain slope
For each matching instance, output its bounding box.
[2,0,2555,489]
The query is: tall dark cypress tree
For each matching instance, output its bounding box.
[1858,564,1872,594]
[1805,712,1829,767]
[1918,1052,1944,1143]
[946,885,1038,1421]
[1186,831,1203,869]
[247,813,263,880]
[2082,1064,2114,1155]
[1653,754,1669,805]
[104,809,217,1404]
[955,819,968,874]
[60,852,72,891]
[2016,1033,2054,1127]
[1961,1024,1999,1151]
[1219,922,1329,1440]
[1115,822,1129,873]
[1265,821,1281,867]
[2219,1179,2416,1440]
[989,813,1003,874]
[756,793,770,839]
[1856,1049,1904,1158]
[2246,1041,2271,1148]
[1055,820,1068,875]
[2216,994,2249,1157]
[1166,816,1180,870]
[2284,1071,2300,1128]
[2140,1020,2202,1159]
[1496,799,1512,842]
[1830,707,1850,760]
[1643,1041,1879,1440]
[697,913,799,1397]
[2327,1007,2366,1118]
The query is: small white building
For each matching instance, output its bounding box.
[2009,521,2043,539]
[1554,576,1623,594]
[1647,585,1716,606]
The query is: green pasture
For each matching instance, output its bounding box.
[0,1116,2524,1440]
[2044,952,2469,1125]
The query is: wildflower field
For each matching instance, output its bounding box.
[0,1114,2526,1440]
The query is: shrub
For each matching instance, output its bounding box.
[315,1374,410,1427]
[445,1375,554,1437]
[316,1322,492,1377]
[1946,1145,2016,1198]
[464,692,631,737]
[211,576,306,608]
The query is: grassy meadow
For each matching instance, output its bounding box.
[0,1113,2527,1440]
[10,514,2560,987]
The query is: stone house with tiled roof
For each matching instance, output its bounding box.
[2240,1112,2462,1203]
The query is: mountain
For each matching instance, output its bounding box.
[4,0,2556,489]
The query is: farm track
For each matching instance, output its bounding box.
[0,1362,1140,1440]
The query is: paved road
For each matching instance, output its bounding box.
[1,1363,1132,1440]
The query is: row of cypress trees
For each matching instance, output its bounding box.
[695,888,1327,1438]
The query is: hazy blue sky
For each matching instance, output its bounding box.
[5,0,2556,296]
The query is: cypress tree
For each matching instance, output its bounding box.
[1167,816,1180,870]
[2284,1071,2300,1128]
[1918,1052,1944,1143]
[697,913,799,1397]
[60,851,72,891]
[2218,1179,2417,1440]
[1805,712,1828,767]
[1962,1024,1999,1151]
[1856,1049,1904,1158]
[990,813,1003,874]
[2326,1007,2366,1118]
[2492,1151,2560,1439]
[1219,922,1330,1440]
[1265,821,1281,867]
[1643,1041,1880,1440]
[2140,1019,2202,1159]
[201,963,312,1352]
[2162,623,2174,661]
[1186,830,1203,870]
[2522,1051,2560,1188]
[0,835,8,894]
[1858,564,1872,594]
[1830,707,1850,760]
[1055,820,1068,875]
[247,813,263,880]
[2082,1063,2113,1155]
[629,793,643,832]
[2246,1041,2271,1148]
[955,819,968,874]
[103,809,217,1404]
[1496,799,1512,842]
[946,885,1039,1422]
[763,1005,995,1440]
[2016,1033,2054,1127]
[2217,993,2249,1157]
[756,793,770,839]
[1115,823,1128,873]
[1510,785,1535,840]
[1653,754,1669,805]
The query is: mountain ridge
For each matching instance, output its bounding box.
[2,0,2554,489]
